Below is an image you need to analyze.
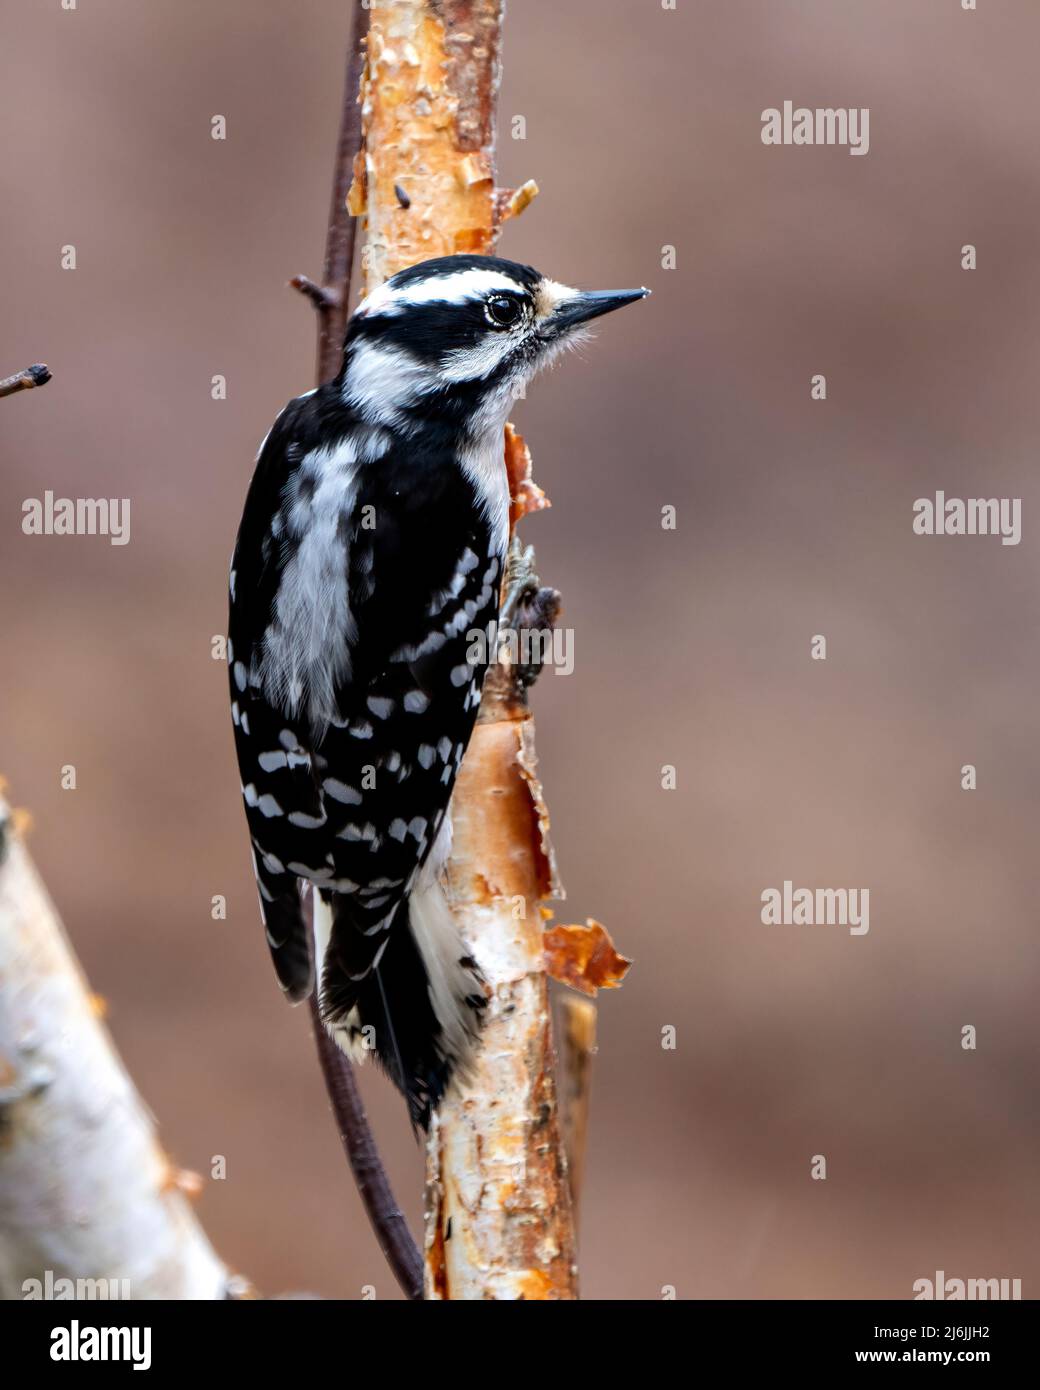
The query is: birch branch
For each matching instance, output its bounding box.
[0,364,51,399]
[347,0,537,285]
[0,796,230,1300]
[349,0,580,1300]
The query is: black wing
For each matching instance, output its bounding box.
[228,387,503,1002]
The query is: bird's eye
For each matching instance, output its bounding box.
[485,294,522,328]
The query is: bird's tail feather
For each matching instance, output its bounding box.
[263,885,312,1003]
[315,882,485,1130]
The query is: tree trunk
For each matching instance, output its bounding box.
[349,0,578,1300]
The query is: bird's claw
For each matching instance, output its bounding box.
[497,538,561,689]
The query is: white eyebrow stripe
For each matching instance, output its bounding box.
[359,268,530,316]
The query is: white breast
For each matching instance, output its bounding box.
[458,382,515,554]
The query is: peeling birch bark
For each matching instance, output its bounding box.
[424,681,577,1300]
[350,0,577,1299]
[0,799,229,1300]
[348,0,537,296]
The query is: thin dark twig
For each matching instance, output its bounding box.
[0,363,51,398]
[304,0,424,1302]
[308,992,423,1301]
[289,274,342,313]
[316,1,367,384]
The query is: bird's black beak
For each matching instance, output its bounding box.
[551,286,650,331]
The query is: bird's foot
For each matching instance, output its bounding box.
[497,537,562,690]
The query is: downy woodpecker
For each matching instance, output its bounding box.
[229,254,647,1127]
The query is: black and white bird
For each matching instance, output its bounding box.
[228,253,647,1128]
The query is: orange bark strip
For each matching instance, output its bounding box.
[544,920,633,997]
[505,423,551,529]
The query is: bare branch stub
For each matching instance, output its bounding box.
[289,276,342,313]
[0,364,52,399]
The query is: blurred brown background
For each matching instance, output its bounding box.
[3,0,1039,1299]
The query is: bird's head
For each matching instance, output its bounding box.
[340,254,649,434]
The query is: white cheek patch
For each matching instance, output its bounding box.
[342,340,431,423]
[438,334,517,383]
